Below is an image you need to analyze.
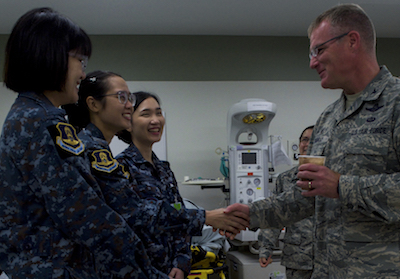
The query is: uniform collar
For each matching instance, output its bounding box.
[18,91,66,119]
[338,66,392,120]
[85,123,106,141]
[126,143,161,166]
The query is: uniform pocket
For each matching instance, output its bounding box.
[342,127,389,176]
[282,232,302,245]
[12,227,53,257]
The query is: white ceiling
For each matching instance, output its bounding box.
[0,0,399,37]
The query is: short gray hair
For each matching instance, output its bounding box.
[308,4,376,52]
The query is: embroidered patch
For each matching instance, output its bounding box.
[91,149,119,173]
[365,103,383,112]
[55,123,85,155]
[349,127,387,135]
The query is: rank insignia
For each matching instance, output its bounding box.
[55,123,84,155]
[91,149,118,173]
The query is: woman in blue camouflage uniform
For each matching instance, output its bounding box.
[116,92,193,279]
[0,8,163,279]
[64,70,201,278]
[65,74,249,279]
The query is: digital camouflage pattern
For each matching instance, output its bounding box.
[77,123,171,278]
[117,144,200,276]
[80,124,205,277]
[258,166,313,278]
[0,92,154,278]
[250,66,400,278]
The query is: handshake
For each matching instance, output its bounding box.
[205,203,250,240]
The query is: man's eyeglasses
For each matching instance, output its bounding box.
[309,32,350,60]
[68,51,89,71]
[103,91,136,106]
[300,137,310,143]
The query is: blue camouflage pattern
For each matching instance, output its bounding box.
[76,123,177,278]
[0,92,155,278]
[117,144,196,275]
[81,124,205,276]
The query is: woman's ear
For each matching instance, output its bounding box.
[86,96,101,113]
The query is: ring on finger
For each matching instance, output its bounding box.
[308,181,313,190]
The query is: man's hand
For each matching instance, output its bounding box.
[205,204,249,238]
[168,267,184,279]
[224,203,250,216]
[215,203,251,239]
[296,163,340,198]
[259,255,273,267]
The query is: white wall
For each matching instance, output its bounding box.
[126,81,341,209]
[0,81,341,210]
[0,85,17,126]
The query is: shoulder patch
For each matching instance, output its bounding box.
[48,122,85,158]
[91,149,119,173]
[56,123,85,155]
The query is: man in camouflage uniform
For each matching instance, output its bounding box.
[227,4,400,278]
[258,126,314,279]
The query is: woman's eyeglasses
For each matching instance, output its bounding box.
[102,91,136,106]
[68,51,88,71]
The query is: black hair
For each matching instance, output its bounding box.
[132,91,161,111]
[4,7,92,93]
[63,70,122,132]
[299,125,315,140]
[117,91,161,144]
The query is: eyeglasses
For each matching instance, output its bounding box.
[68,51,89,71]
[102,91,136,106]
[300,137,310,143]
[309,32,350,60]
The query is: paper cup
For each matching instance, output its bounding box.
[298,155,325,190]
[298,155,325,166]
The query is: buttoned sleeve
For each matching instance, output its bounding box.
[250,186,315,230]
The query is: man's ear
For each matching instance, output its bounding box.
[86,96,101,112]
[348,31,361,51]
